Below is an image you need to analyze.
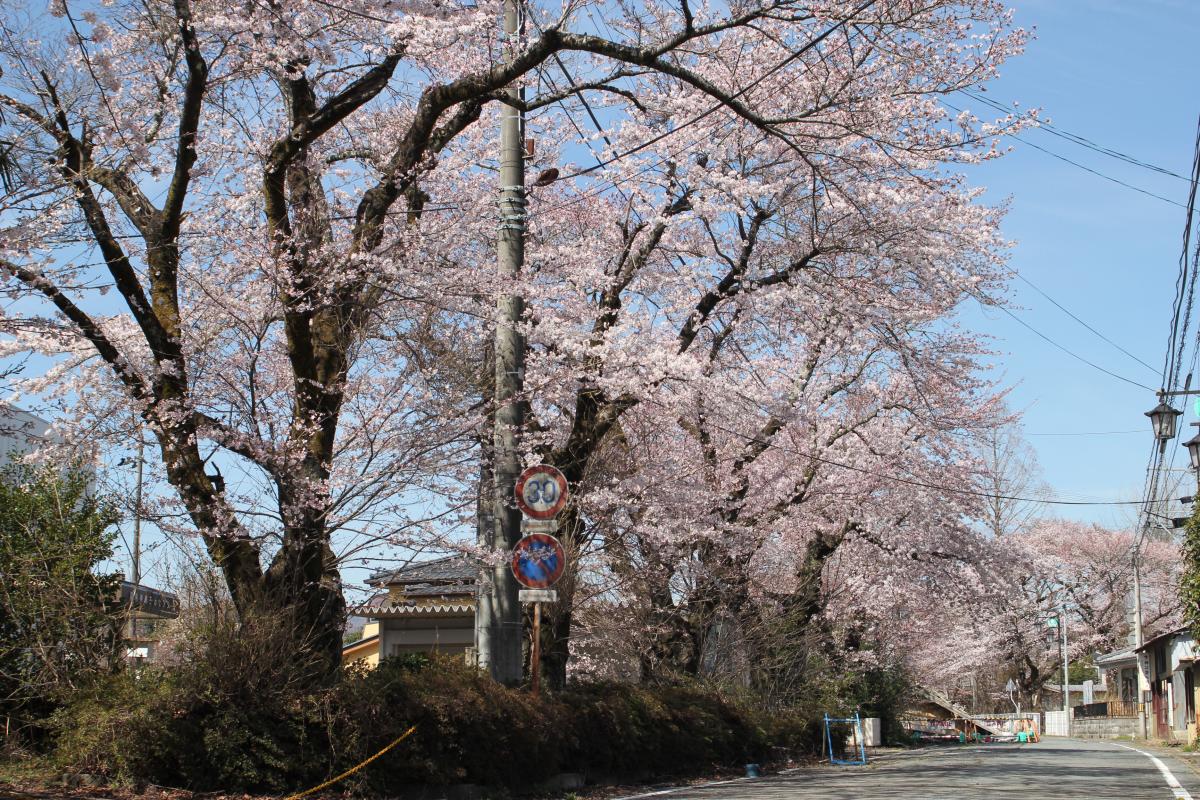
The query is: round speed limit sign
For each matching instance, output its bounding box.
[515,464,569,520]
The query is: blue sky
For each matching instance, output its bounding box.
[958,0,1200,528]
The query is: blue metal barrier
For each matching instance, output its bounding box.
[824,712,868,765]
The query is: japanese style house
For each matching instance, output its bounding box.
[342,554,476,667]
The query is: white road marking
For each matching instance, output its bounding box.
[608,775,754,800]
[1111,742,1194,799]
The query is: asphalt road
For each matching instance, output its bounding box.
[613,738,1200,799]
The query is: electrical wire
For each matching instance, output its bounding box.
[1014,273,1158,375]
[1133,116,1200,553]
[943,100,1193,212]
[959,90,1189,183]
[530,5,879,220]
[985,301,1156,391]
[552,0,879,184]
[1161,116,1200,389]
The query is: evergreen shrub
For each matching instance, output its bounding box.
[47,654,827,794]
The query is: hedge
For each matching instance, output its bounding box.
[48,655,825,794]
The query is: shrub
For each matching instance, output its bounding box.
[0,462,123,733]
[49,652,827,794]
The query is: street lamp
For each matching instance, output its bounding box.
[1140,393,1188,740]
[1185,429,1200,472]
[1147,400,1183,441]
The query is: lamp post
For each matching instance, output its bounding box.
[1147,400,1183,441]
[1137,394,1190,738]
[1060,609,1069,721]
[1184,423,1200,495]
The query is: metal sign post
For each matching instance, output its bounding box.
[512,465,569,698]
[532,600,541,697]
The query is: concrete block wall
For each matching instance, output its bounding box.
[1071,717,1138,739]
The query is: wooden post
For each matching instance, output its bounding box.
[532,601,541,698]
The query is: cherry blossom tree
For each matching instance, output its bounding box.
[897,519,1181,710]
[0,0,1028,678]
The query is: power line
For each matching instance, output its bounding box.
[531,4,877,219]
[1142,117,1200,545]
[1165,117,1200,389]
[959,90,1188,183]
[944,101,1192,212]
[1014,273,1158,374]
[985,301,1156,391]
[553,0,879,184]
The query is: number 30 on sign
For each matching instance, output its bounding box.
[515,464,569,520]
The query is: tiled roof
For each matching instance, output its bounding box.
[360,592,389,610]
[1095,647,1136,666]
[367,553,477,586]
[402,582,474,597]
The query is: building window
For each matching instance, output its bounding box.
[1187,668,1196,726]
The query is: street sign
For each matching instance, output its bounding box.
[1005,678,1017,693]
[515,464,569,520]
[511,533,566,588]
[520,517,559,533]
[518,589,558,603]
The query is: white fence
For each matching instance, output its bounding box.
[1044,709,1070,736]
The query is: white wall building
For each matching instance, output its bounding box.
[0,403,52,469]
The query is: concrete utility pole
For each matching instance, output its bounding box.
[477,0,527,685]
[1060,607,1070,725]
[1134,535,1149,739]
[126,434,145,657]
[133,434,144,589]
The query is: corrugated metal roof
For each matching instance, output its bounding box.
[1134,626,1189,653]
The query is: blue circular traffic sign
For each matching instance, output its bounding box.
[511,533,566,589]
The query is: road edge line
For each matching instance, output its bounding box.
[1111,742,1195,799]
[607,775,754,800]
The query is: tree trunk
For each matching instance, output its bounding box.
[748,528,844,699]
[540,510,583,689]
[543,591,571,690]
